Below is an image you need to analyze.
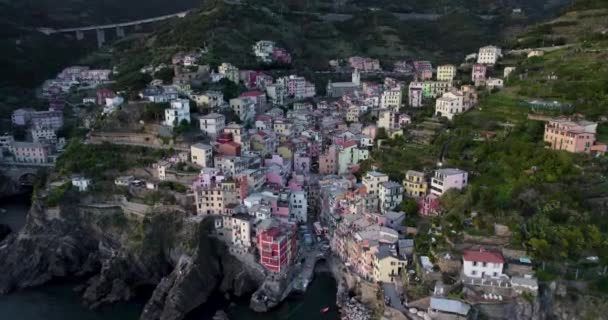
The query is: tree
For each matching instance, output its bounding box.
[376,127,388,140]
[154,67,175,84]
[219,78,242,100]
[401,198,419,215]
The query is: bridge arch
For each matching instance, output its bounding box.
[18,173,38,186]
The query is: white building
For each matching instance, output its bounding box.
[463,248,505,279]
[99,95,122,115]
[408,82,423,107]
[435,90,465,120]
[229,97,256,122]
[164,99,191,127]
[199,113,226,137]
[31,127,57,144]
[477,45,502,65]
[527,50,544,58]
[379,181,403,213]
[266,83,287,105]
[218,63,240,83]
[437,65,457,82]
[221,214,252,248]
[289,190,308,223]
[503,66,516,78]
[71,176,91,192]
[430,168,468,196]
[191,143,213,167]
[486,78,504,90]
[362,171,389,196]
[377,110,397,131]
[252,40,275,63]
[380,89,402,109]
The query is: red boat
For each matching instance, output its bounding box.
[320,307,330,314]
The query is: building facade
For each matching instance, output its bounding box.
[430,168,468,196]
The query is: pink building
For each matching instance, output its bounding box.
[96,88,115,105]
[472,64,487,86]
[240,90,267,107]
[348,56,381,71]
[272,48,292,64]
[413,61,433,80]
[319,145,338,175]
[544,118,606,155]
[8,142,51,163]
[418,194,441,216]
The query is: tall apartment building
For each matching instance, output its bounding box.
[257,222,298,273]
[199,113,226,138]
[408,82,423,107]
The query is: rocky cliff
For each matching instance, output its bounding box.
[0,198,262,320]
[0,172,22,199]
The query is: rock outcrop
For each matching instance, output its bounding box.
[0,172,24,199]
[0,223,11,242]
[0,199,262,320]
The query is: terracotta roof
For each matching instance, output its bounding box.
[463,248,504,264]
[241,90,264,97]
[338,140,357,148]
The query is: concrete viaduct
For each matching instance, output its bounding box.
[37,10,191,48]
[0,163,53,187]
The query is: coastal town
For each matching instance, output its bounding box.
[1,33,607,320]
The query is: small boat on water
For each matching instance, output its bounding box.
[320,306,330,314]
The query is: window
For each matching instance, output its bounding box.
[471,270,477,275]
[472,261,478,266]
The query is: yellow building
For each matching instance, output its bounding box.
[403,170,427,197]
[373,247,407,283]
[437,64,457,82]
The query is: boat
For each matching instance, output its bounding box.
[320,306,330,314]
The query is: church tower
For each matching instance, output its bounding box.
[352,68,360,86]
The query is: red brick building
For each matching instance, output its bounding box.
[96,88,116,105]
[257,224,298,273]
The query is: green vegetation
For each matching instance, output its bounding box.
[159,181,188,193]
[363,3,608,267]
[141,102,170,122]
[56,140,171,179]
[45,182,71,207]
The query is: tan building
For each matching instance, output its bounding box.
[194,179,242,215]
[373,247,407,283]
[224,122,246,146]
[380,89,402,109]
[191,143,213,167]
[273,120,292,136]
[437,65,457,82]
[346,105,360,122]
[403,170,427,197]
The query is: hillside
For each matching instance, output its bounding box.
[360,2,608,280]
[110,0,561,90]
